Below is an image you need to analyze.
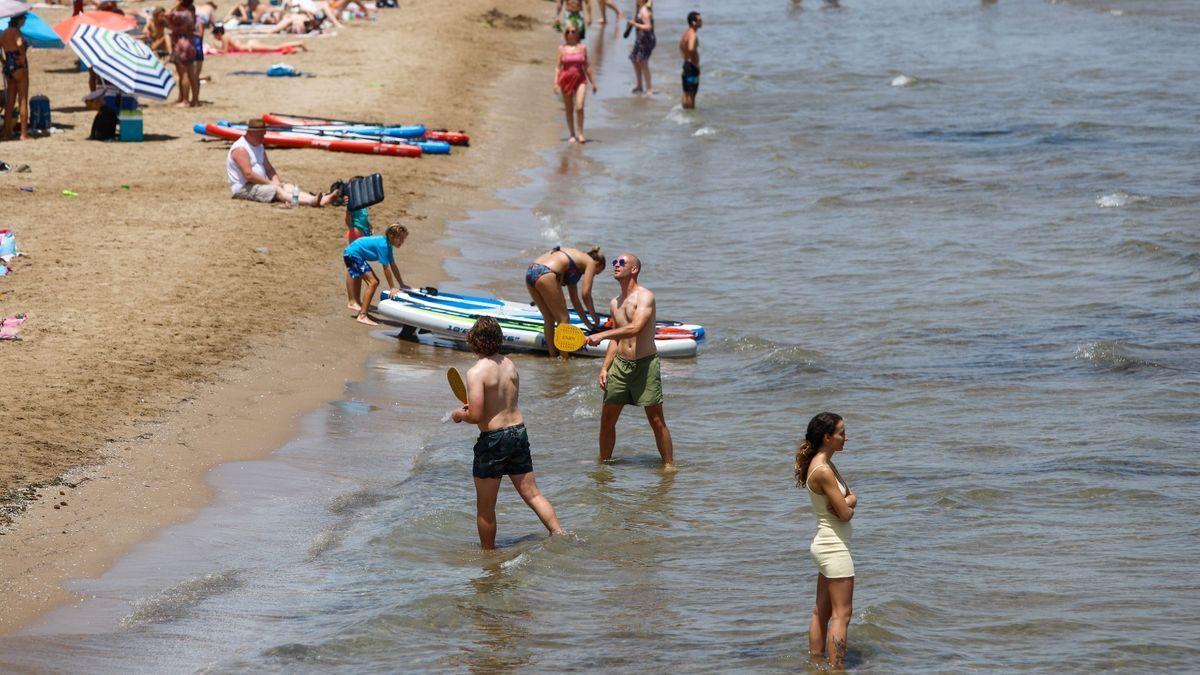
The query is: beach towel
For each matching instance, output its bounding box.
[230,64,312,77]
[1,314,27,341]
[0,229,17,261]
[208,45,299,55]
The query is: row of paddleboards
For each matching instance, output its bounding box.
[378,288,705,358]
[193,113,471,157]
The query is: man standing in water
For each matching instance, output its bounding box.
[679,11,702,109]
[452,317,565,549]
[586,254,676,472]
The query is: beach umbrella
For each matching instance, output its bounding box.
[53,10,136,43]
[68,24,174,100]
[0,0,30,20]
[0,12,64,49]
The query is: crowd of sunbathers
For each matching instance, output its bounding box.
[134,0,377,107]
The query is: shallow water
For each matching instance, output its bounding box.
[4,0,1199,671]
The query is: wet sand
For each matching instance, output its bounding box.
[0,0,558,633]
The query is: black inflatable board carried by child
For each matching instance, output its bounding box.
[345,173,384,211]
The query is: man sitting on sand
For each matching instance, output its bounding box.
[226,118,338,206]
[452,317,565,550]
[343,224,409,325]
[586,253,676,472]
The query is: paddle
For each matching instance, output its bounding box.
[447,367,468,404]
[553,323,587,353]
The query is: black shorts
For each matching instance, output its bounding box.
[472,424,534,479]
[682,61,700,95]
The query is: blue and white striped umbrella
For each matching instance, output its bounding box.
[68,24,175,101]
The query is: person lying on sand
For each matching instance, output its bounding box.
[226,118,339,206]
[451,317,565,550]
[211,24,307,52]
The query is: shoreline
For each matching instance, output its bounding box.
[0,0,561,635]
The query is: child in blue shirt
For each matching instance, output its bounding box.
[344,224,409,325]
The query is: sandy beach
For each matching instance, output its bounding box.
[1,0,558,633]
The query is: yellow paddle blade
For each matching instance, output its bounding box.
[553,323,587,353]
[447,367,468,403]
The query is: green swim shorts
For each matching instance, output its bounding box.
[603,353,663,407]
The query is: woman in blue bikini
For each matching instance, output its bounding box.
[526,246,605,358]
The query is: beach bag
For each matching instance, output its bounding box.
[29,95,51,131]
[89,106,119,141]
[345,173,384,211]
[376,0,397,8]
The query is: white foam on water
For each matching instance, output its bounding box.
[693,126,718,137]
[891,74,917,87]
[1096,192,1149,208]
[500,552,529,571]
[538,213,561,241]
[665,105,694,126]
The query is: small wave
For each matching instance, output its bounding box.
[328,488,391,516]
[121,569,241,627]
[307,526,345,560]
[1073,341,1163,372]
[1096,192,1149,208]
[538,213,562,242]
[890,74,917,87]
[693,126,717,137]
[664,105,694,126]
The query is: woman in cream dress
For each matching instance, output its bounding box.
[795,412,856,670]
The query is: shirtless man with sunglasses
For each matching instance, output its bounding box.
[586,253,676,472]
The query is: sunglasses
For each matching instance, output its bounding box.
[612,258,628,268]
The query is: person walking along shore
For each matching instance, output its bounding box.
[554,20,597,143]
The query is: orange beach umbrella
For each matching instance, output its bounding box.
[53,10,136,43]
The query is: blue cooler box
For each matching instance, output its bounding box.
[119,110,143,142]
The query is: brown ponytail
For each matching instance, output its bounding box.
[586,245,605,270]
[794,411,843,487]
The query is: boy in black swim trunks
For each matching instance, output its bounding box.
[451,317,564,549]
[679,11,702,109]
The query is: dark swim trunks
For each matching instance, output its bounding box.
[682,61,700,94]
[192,35,205,61]
[473,423,534,479]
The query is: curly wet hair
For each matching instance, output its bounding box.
[467,316,503,356]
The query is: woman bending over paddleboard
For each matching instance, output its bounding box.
[795,412,857,670]
[525,245,605,358]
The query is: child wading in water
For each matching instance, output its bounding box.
[452,317,565,550]
[342,223,409,325]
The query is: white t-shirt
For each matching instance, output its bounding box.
[227,136,268,194]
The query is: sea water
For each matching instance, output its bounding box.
[3,0,1199,670]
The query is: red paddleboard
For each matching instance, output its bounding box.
[263,113,470,147]
[201,123,421,157]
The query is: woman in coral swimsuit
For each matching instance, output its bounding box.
[553,20,596,144]
[795,411,856,670]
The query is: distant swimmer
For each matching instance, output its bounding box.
[585,254,675,471]
[626,0,656,95]
[794,412,856,670]
[678,10,702,109]
[525,245,606,358]
[451,317,565,550]
[554,20,598,144]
